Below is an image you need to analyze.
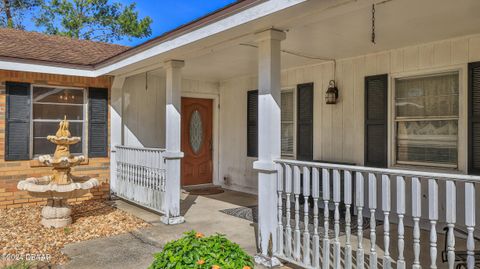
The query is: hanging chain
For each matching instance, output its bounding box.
[371,3,376,44]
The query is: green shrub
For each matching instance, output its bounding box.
[148,231,254,269]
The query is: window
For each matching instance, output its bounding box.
[246,85,313,159]
[246,89,296,158]
[281,89,295,157]
[31,86,86,156]
[394,72,459,168]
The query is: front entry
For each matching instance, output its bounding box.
[181,97,213,186]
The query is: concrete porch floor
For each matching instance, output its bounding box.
[60,189,298,269]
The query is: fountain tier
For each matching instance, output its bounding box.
[17,117,99,228]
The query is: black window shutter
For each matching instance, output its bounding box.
[88,87,108,157]
[364,74,388,168]
[297,83,314,161]
[469,62,480,174]
[5,82,31,161]
[247,90,258,157]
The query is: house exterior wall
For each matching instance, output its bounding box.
[217,33,480,225]
[121,73,219,149]
[0,70,112,209]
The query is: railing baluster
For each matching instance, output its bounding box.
[312,167,320,268]
[114,147,167,214]
[446,180,456,269]
[355,171,365,269]
[396,176,406,269]
[276,163,284,256]
[368,173,377,269]
[322,168,330,269]
[465,181,476,269]
[382,175,391,269]
[302,166,311,266]
[344,170,353,269]
[412,177,422,269]
[285,164,293,258]
[293,165,302,261]
[428,178,438,269]
[269,160,480,269]
[333,169,341,269]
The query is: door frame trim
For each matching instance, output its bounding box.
[181,92,220,186]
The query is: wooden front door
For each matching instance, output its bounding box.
[181,97,213,186]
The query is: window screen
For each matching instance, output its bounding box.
[32,86,85,156]
[395,72,459,167]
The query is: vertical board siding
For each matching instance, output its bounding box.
[218,33,480,201]
[342,60,355,162]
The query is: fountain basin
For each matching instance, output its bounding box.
[17,177,99,228]
[39,155,85,168]
[17,177,99,199]
[47,136,81,145]
[17,117,99,228]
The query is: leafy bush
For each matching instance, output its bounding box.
[148,231,254,269]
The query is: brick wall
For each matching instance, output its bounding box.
[0,70,112,209]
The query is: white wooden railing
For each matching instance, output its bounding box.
[273,159,480,269]
[115,145,167,214]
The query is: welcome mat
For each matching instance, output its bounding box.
[188,187,225,195]
[220,206,381,238]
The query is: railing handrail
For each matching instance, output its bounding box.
[115,145,166,152]
[274,158,480,182]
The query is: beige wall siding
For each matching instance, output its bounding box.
[219,76,258,193]
[123,73,166,148]
[218,33,480,194]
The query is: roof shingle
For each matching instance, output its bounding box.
[0,28,130,67]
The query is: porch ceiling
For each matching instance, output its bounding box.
[176,0,480,81]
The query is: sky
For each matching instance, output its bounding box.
[116,0,238,46]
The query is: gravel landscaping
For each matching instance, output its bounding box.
[0,200,150,267]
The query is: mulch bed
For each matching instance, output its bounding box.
[0,200,150,267]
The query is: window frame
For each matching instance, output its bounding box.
[390,68,466,171]
[281,87,297,159]
[29,84,88,159]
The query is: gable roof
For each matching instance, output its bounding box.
[0,28,130,67]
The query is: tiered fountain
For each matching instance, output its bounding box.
[17,116,99,228]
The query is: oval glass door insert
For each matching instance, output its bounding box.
[189,109,203,154]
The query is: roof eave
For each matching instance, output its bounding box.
[0,56,98,77]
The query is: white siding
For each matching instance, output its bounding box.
[122,74,219,148]
[218,33,480,197]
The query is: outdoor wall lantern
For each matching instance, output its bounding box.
[325,80,339,104]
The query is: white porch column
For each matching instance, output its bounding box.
[161,60,185,225]
[253,29,286,267]
[109,76,126,194]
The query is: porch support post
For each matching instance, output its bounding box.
[110,76,126,195]
[161,59,185,225]
[253,28,286,267]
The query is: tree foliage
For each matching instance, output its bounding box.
[0,0,40,28]
[35,0,152,42]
